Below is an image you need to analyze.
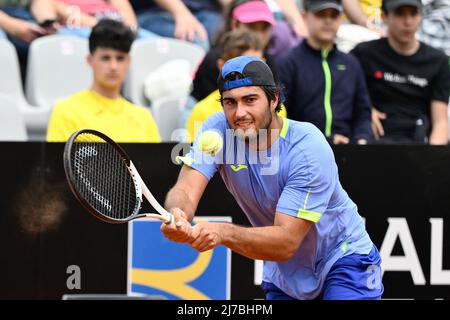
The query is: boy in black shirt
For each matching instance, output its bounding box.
[351,0,450,144]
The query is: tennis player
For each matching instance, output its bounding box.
[162,56,384,300]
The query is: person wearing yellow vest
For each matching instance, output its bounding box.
[47,19,161,142]
[186,29,287,142]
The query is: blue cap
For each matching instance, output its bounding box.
[217,56,276,93]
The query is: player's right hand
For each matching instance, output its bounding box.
[160,208,195,243]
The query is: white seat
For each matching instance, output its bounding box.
[25,35,92,109]
[0,93,28,141]
[123,38,205,107]
[0,39,28,105]
[151,96,189,142]
[0,39,51,140]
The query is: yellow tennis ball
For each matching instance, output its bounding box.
[199,130,223,155]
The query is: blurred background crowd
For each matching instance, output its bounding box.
[0,0,449,145]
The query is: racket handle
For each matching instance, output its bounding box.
[129,161,173,223]
[164,214,174,225]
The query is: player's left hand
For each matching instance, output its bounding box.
[161,208,194,243]
[189,222,223,252]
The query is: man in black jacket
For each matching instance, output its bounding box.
[277,0,372,145]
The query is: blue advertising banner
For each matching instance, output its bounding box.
[128,217,232,300]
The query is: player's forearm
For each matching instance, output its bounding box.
[220,223,299,261]
[164,187,196,221]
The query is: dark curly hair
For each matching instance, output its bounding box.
[89,19,135,54]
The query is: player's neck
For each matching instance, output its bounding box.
[387,36,420,56]
[91,83,121,100]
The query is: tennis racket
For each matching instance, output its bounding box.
[63,129,173,224]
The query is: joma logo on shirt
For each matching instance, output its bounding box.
[374,71,428,87]
[230,164,247,172]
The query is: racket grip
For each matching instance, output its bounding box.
[164,214,174,225]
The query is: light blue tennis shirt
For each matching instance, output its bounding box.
[178,112,374,300]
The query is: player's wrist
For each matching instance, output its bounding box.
[218,222,235,247]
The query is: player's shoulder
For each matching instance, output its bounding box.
[283,119,334,161]
[285,119,327,144]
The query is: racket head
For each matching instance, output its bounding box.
[63,129,142,224]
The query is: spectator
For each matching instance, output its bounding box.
[277,0,372,144]
[191,0,278,104]
[352,0,450,144]
[47,19,160,142]
[186,30,287,141]
[131,0,225,51]
[54,0,156,39]
[0,0,58,41]
[0,0,59,77]
[331,0,382,53]
[266,0,305,56]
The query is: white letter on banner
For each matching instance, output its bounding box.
[380,218,426,285]
[430,218,450,284]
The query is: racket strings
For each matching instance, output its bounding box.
[70,133,139,220]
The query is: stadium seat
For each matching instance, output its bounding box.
[0,39,28,105]
[25,35,92,109]
[0,93,28,141]
[0,39,51,140]
[151,95,189,142]
[123,37,205,107]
